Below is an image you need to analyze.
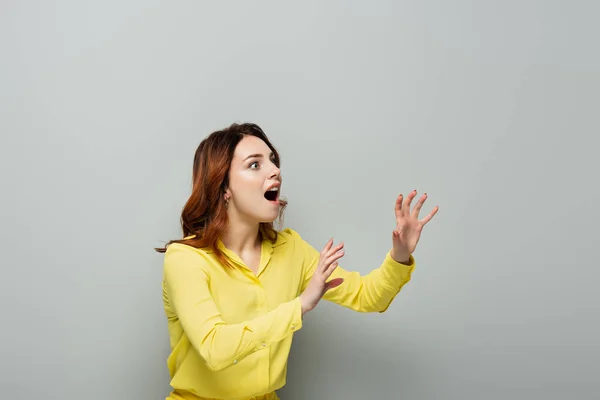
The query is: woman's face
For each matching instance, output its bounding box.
[226,135,282,223]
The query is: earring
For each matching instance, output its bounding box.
[224,196,230,209]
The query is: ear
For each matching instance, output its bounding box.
[224,187,231,200]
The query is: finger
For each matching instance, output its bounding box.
[319,238,334,270]
[326,242,344,256]
[412,193,427,219]
[404,190,417,215]
[420,205,439,225]
[325,277,344,291]
[325,241,344,257]
[322,237,334,253]
[324,260,340,278]
[322,242,344,268]
[324,247,344,267]
[394,194,403,220]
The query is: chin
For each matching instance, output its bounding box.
[259,215,278,224]
[257,210,279,224]
[248,201,280,224]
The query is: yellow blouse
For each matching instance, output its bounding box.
[162,228,415,400]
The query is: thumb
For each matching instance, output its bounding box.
[325,277,344,291]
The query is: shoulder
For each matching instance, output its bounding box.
[163,242,212,276]
[275,228,317,255]
[275,227,304,245]
[164,241,210,258]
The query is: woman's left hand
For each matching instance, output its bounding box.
[390,190,438,263]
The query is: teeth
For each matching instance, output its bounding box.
[268,187,279,191]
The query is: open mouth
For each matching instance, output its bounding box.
[264,187,279,202]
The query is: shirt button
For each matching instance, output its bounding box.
[233,359,238,364]
[262,342,267,347]
[291,324,295,330]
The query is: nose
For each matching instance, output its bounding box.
[269,162,281,179]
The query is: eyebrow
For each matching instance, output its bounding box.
[243,152,274,162]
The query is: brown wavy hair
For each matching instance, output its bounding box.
[155,122,288,268]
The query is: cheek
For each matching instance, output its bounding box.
[231,171,263,197]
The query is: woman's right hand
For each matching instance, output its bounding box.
[299,238,345,315]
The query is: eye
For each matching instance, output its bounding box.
[249,161,259,169]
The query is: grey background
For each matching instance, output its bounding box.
[2,1,599,399]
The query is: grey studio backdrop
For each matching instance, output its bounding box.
[1,1,599,399]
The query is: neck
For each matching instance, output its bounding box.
[221,210,262,254]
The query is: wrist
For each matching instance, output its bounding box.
[390,250,410,264]
[299,295,310,315]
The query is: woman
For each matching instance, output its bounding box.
[156,123,438,400]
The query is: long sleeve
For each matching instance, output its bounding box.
[163,243,303,372]
[295,230,415,313]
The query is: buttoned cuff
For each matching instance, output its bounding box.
[256,297,303,351]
